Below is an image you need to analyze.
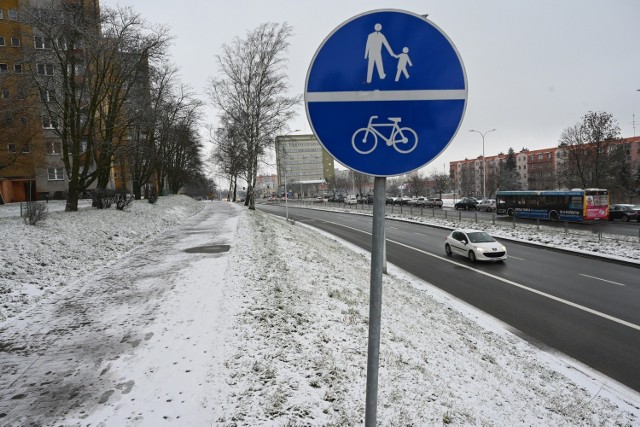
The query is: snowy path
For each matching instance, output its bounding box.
[0,202,243,426]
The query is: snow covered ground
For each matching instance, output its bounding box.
[0,196,638,426]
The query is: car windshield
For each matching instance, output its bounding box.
[467,232,496,243]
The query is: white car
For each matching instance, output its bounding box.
[476,198,496,212]
[344,195,357,205]
[444,229,507,262]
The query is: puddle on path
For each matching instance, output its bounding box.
[183,245,230,254]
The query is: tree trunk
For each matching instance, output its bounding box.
[65,179,79,212]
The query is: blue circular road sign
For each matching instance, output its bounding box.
[305,9,467,176]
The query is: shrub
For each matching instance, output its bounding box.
[91,189,117,209]
[115,191,135,210]
[147,189,158,204]
[22,202,48,225]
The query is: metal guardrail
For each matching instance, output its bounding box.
[262,198,640,245]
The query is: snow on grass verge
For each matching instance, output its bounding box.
[211,208,638,426]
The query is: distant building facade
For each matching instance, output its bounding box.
[449,136,640,198]
[275,133,335,197]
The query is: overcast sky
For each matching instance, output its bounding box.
[102,0,640,176]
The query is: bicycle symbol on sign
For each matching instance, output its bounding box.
[351,116,418,155]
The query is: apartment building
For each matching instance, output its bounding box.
[0,0,137,204]
[0,0,39,202]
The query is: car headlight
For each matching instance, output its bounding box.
[475,247,485,252]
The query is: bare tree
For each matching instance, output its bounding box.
[21,1,171,211]
[153,84,203,195]
[207,22,300,210]
[209,119,246,202]
[352,171,371,196]
[557,111,621,189]
[406,171,426,196]
[429,171,449,198]
[118,62,176,199]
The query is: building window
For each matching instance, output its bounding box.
[34,36,52,50]
[8,9,18,20]
[14,64,21,73]
[8,143,16,152]
[1,88,8,98]
[10,36,19,47]
[40,90,52,103]
[46,140,62,154]
[21,144,30,153]
[0,9,4,19]
[37,63,54,76]
[67,63,85,75]
[42,116,58,129]
[48,167,64,181]
[0,37,5,46]
[0,63,7,73]
[20,117,27,126]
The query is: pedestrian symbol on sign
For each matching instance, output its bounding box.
[365,23,412,84]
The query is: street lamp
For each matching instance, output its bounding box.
[278,129,300,222]
[469,128,496,201]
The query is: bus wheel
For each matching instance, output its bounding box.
[549,211,559,221]
[507,209,515,217]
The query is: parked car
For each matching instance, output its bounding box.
[608,204,640,222]
[413,196,428,206]
[407,197,422,206]
[386,196,398,205]
[344,195,358,205]
[328,194,345,203]
[396,196,412,205]
[444,229,507,262]
[425,198,443,208]
[475,198,497,212]
[454,197,478,210]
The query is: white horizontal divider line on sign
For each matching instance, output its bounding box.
[305,89,467,102]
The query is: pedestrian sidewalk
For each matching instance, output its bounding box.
[0,201,244,426]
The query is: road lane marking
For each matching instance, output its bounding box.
[315,218,640,332]
[580,274,626,287]
[507,255,525,261]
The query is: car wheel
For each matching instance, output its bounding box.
[445,243,452,256]
[468,250,476,262]
[622,215,629,222]
[476,206,480,211]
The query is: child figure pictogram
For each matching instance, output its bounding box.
[395,47,412,81]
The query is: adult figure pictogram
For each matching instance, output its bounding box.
[365,23,396,83]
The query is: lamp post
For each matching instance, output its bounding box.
[278,129,300,222]
[469,128,496,201]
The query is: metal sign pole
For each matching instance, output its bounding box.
[365,176,386,426]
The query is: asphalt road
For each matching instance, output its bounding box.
[258,203,640,392]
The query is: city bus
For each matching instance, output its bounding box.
[495,189,609,222]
